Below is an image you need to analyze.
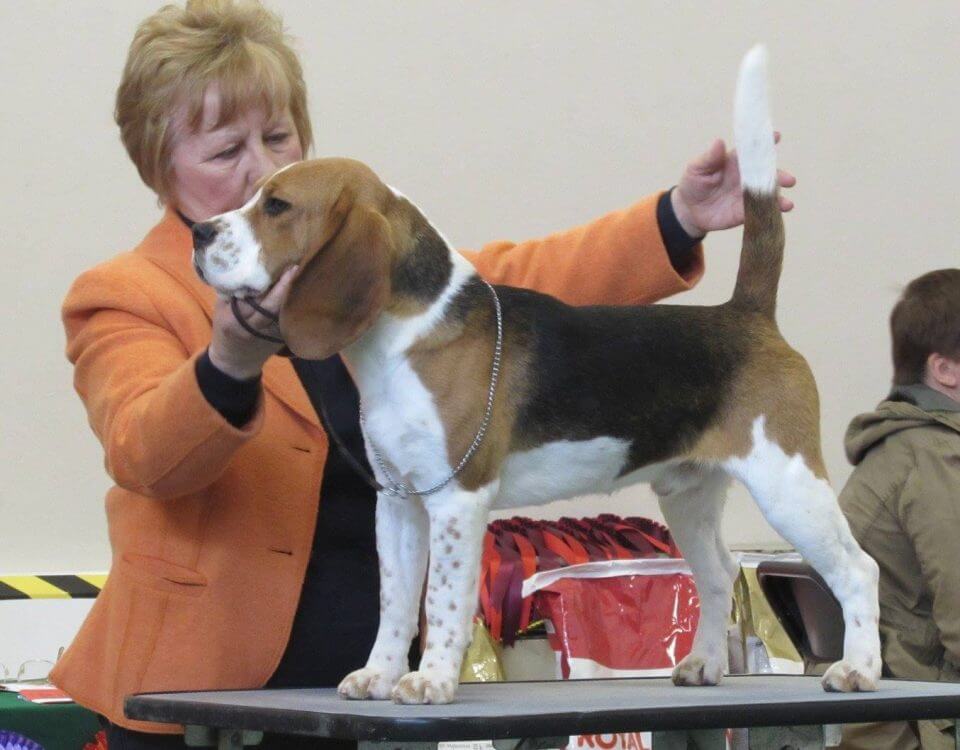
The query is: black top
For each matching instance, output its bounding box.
[185,192,698,686]
[266,356,380,687]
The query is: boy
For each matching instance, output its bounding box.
[840,269,960,750]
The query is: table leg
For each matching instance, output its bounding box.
[651,729,726,749]
[184,726,264,750]
[746,725,825,749]
[358,738,567,750]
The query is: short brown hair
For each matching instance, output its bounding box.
[115,0,312,202]
[890,268,960,385]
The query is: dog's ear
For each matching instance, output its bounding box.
[279,205,393,360]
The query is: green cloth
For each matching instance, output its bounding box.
[0,691,101,750]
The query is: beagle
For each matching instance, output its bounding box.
[193,46,880,704]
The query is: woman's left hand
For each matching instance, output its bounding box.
[671,134,796,238]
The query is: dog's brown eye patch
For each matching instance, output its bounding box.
[264,196,292,217]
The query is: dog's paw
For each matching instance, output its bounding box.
[391,670,458,705]
[671,652,725,687]
[338,667,399,700]
[821,660,879,693]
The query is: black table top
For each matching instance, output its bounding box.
[125,675,960,741]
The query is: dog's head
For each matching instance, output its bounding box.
[192,158,407,359]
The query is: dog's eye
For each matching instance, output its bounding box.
[263,196,292,217]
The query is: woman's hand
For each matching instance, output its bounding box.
[208,265,299,380]
[671,134,796,238]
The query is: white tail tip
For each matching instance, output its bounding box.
[734,44,777,194]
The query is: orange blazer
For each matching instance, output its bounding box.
[52,195,702,733]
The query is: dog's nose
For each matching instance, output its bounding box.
[192,221,218,250]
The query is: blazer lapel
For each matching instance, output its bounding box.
[261,357,322,430]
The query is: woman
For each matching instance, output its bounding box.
[52,0,794,746]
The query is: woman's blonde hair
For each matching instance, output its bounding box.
[115,0,313,202]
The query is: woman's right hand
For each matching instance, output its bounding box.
[207,265,299,380]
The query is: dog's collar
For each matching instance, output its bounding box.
[359,279,504,498]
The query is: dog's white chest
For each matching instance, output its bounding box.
[357,360,452,492]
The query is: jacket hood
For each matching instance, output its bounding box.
[844,384,960,465]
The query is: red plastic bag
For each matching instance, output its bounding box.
[523,560,706,750]
[524,559,699,679]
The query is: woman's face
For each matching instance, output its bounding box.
[168,86,303,221]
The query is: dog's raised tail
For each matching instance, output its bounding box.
[729,44,784,319]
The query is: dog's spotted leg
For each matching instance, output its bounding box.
[725,418,882,692]
[339,493,429,700]
[655,467,737,686]
[391,486,494,705]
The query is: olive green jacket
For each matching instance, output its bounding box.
[840,384,960,685]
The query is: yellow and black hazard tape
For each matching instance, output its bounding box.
[0,574,107,600]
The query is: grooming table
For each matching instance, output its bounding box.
[126,675,960,750]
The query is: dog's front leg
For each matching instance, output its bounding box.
[338,493,429,700]
[391,486,494,704]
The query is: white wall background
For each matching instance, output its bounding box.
[1,1,958,573]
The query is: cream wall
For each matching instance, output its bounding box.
[1,1,958,573]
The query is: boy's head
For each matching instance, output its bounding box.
[891,268,960,395]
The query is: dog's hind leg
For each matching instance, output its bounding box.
[655,465,737,686]
[724,416,881,692]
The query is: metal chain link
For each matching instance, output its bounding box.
[360,279,503,497]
